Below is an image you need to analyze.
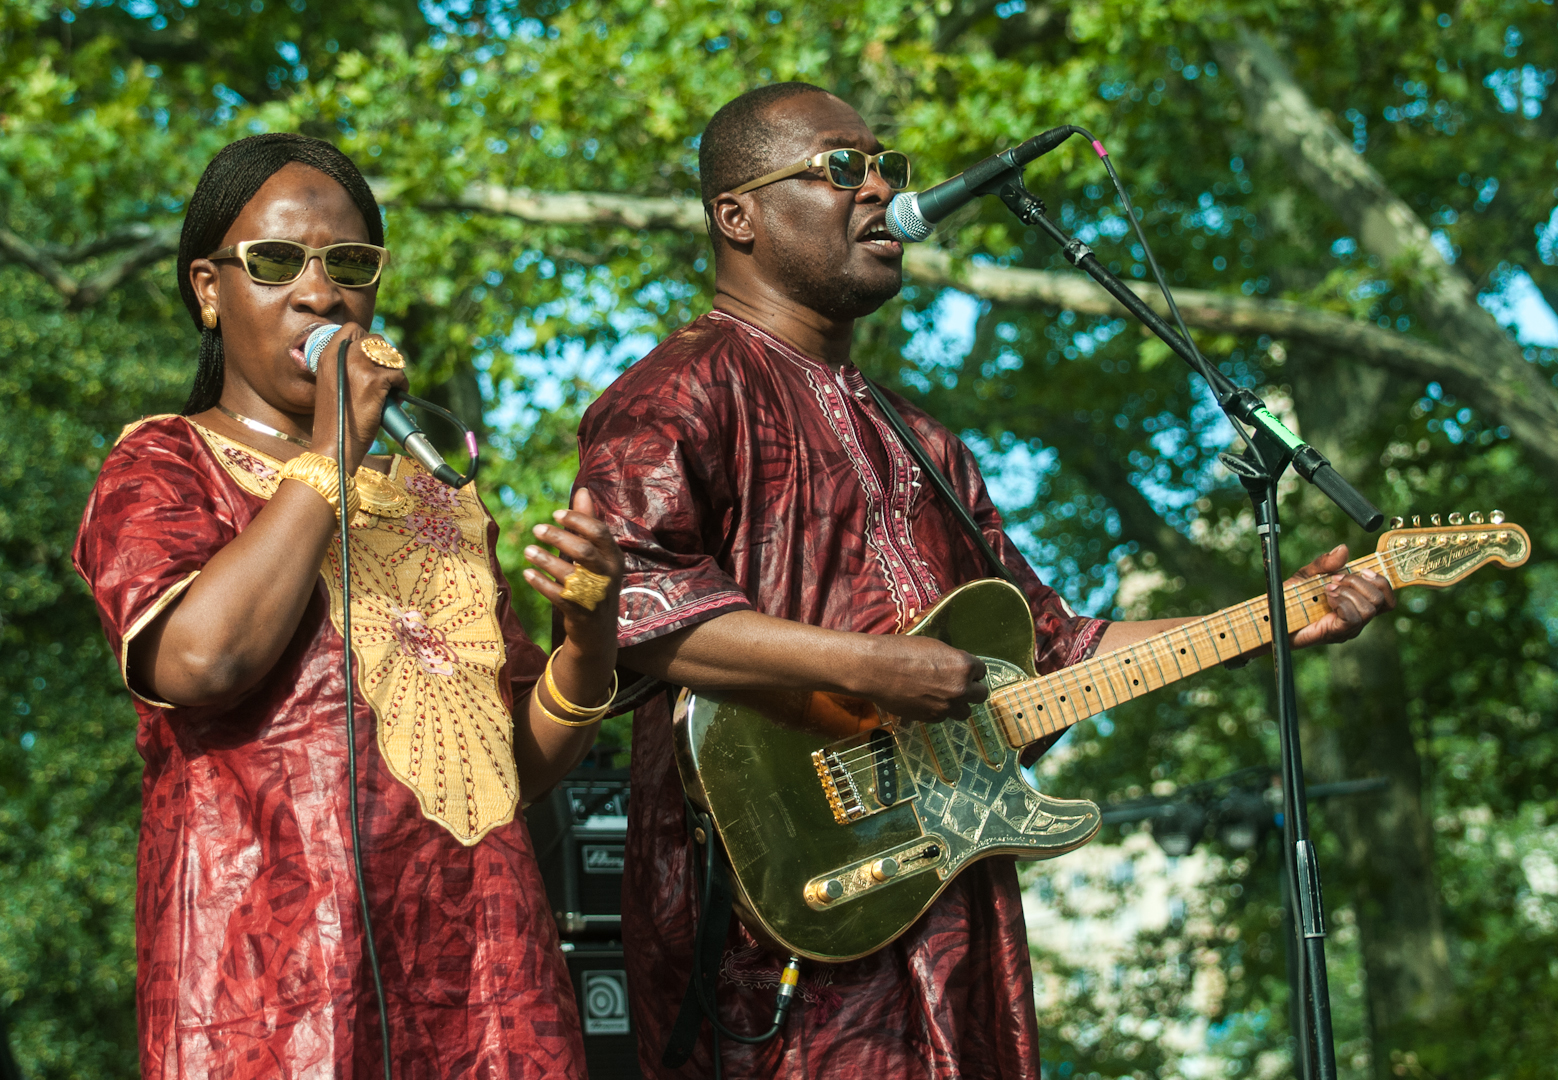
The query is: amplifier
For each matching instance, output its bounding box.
[528,769,629,938]
[562,940,642,1079]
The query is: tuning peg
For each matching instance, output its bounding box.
[1490,509,1506,524]
[1411,515,1422,527]
[1430,514,1442,526]
[1448,512,1465,525]
[1388,516,1405,529]
[1469,511,1484,524]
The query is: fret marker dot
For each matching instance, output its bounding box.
[1132,679,1139,686]
[1059,695,1066,702]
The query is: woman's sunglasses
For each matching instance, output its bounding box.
[730,148,912,196]
[206,239,390,287]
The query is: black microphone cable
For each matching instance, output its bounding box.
[335,336,395,1080]
[1069,128,1260,460]
[688,812,802,1080]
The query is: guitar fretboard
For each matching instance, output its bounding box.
[989,552,1391,746]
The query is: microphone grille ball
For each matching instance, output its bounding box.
[302,324,344,374]
[884,194,932,243]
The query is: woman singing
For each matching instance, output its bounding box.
[72,134,619,1077]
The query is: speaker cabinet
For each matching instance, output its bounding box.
[528,769,629,938]
[562,941,642,1079]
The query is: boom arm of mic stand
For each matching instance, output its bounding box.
[991,178,1383,533]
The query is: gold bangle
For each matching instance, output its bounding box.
[559,566,611,611]
[535,694,601,729]
[544,646,618,718]
[279,452,359,521]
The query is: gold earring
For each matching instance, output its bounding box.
[201,304,218,329]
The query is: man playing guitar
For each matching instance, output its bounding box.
[575,82,1394,1078]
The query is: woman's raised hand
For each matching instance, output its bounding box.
[308,322,409,472]
[522,489,625,701]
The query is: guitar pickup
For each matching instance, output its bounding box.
[813,748,867,824]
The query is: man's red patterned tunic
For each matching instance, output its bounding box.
[577,311,1109,1078]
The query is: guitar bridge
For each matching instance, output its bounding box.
[813,748,866,824]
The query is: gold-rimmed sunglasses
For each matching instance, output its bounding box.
[207,239,390,287]
[730,148,912,196]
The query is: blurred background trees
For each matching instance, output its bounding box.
[2,0,1554,1076]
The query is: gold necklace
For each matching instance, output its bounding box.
[215,405,415,517]
[217,405,313,449]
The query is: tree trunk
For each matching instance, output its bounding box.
[1213,25,1558,476]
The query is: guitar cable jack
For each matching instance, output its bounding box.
[771,956,803,1029]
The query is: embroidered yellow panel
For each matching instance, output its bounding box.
[189,420,517,846]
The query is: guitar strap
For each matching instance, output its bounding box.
[860,378,1021,588]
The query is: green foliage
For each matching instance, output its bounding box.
[2,0,1556,1076]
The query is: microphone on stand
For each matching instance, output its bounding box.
[303,323,478,488]
[884,125,1083,243]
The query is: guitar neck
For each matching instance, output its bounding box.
[989,552,1390,747]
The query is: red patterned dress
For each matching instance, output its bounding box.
[73,416,585,1079]
[576,311,1109,1078]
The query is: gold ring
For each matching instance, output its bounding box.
[559,566,611,611]
[360,336,406,369]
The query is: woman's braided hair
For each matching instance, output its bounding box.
[176,133,384,415]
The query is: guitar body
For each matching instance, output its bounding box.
[673,579,1102,963]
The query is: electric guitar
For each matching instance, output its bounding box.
[672,515,1530,962]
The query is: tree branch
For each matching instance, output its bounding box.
[0,224,81,300]
[8,179,1557,469]
[69,226,180,309]
[1213,25,1558,471]
[0,222,179,309]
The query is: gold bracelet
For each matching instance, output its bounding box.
[543,646,618,718]
[535,694,602,729]
[279,452,360,520]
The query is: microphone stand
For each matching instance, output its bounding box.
[986,173,1382,1080]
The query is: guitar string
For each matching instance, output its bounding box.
[819,541,1463,776]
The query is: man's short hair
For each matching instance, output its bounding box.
[699,82,834,207]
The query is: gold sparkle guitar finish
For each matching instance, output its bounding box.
[673,518,1530,962]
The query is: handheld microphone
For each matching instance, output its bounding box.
[884,126,1083,243]
[302,323,478,488]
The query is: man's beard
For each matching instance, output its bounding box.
[771,238,903,321]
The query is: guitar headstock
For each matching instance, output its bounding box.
[1375,510,1531,588]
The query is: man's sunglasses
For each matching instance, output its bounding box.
[206,239,389,287]
[730,148,912,196]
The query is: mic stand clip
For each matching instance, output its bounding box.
[994,172,1358,1080]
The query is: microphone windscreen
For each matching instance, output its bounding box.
[885,194,932,243]
[302,323,344,374]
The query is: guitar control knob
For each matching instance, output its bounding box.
[1430,514,1442,526]
[870,857,900,882]
[807,879,845,905]
[1388,517,1404,529]
[1469,512,1485,524]
[1490,509,1506,524]
[1448,512,1465,525]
